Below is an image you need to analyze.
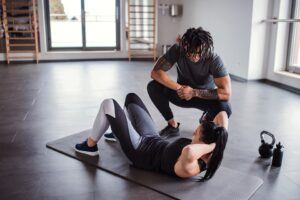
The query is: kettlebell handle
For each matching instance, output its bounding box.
[260,131,275,146]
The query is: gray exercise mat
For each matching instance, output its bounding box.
[46,130,263,200]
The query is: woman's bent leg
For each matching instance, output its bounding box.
[90,98,142,161]
[124,93,158,137]
[89,99,112,142]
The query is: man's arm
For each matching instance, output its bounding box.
[193,75,231,100]
[177,75,231,101]
[151,56,182,91]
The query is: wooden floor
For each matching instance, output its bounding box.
[0,61,299,200]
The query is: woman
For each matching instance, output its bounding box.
[75,93,228,180]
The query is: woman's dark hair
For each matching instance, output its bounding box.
[180,27,214,59]
[200,121,228,181]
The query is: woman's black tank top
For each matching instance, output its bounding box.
[133,137,207,177]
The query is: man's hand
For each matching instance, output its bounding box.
[177,85,194,100]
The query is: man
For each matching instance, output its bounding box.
[104,27,232,141]
[147,27,232,138]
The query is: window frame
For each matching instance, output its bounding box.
[287,0,300,74]
[44,0,121,51]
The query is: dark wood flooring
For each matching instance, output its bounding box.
[0,61,299,200]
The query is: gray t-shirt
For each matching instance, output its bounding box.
[163,44,228,90]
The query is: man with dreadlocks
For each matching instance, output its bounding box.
[147,27,232,138]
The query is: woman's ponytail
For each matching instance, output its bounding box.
[201,122,228,181]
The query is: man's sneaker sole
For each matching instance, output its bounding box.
[74,147,99,156]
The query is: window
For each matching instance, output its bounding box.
[45,0,120,50]
[287,0,300,74]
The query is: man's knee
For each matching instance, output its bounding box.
[218,101,232,118]
[226,105,232,118]
[208,101,232,120]
[147,80,162,96]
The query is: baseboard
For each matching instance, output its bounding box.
[229,74,248,82]
[224,74,299,94]
[0,57,154,64]
[259,79,300,94]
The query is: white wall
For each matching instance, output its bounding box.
[179,0,254,80]
[248,0,273,80]
[157,0,182,55]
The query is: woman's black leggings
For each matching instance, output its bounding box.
[90,93,158,161]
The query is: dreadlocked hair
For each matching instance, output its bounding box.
[180,27,214,59]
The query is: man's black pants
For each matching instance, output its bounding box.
[147,80,232,121]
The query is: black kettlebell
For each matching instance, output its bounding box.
[259,131,275,158]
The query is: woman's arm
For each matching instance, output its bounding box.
[175,143,215,177]
[181,143,216,163]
